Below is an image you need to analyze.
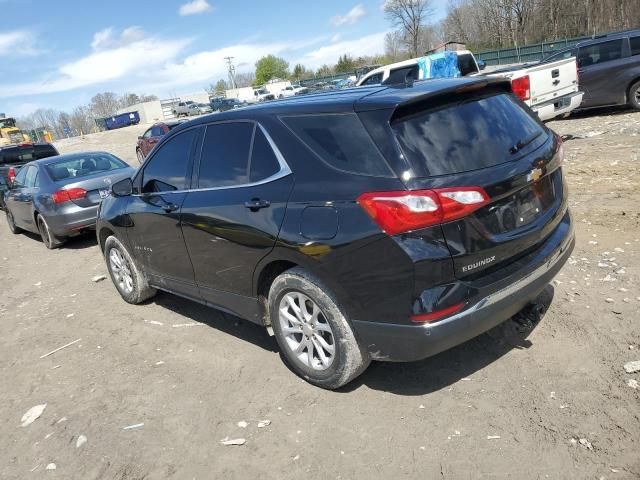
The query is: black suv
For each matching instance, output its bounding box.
[97,77,574,389]
[543,29,640,110]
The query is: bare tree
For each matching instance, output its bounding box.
[234,72,256,88]
[384,30,406,62]
[384,0,435,56]
[69,106,95,136]
[89,92,121,119]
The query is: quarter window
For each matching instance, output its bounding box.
[249,128,281,182]
[578,40,623,67]
[24,166,38,187]
[198,122,254,188]
[142,128,198,193]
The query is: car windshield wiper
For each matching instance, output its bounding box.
[509,131,542,154]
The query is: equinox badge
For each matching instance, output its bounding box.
[462,256,496,273]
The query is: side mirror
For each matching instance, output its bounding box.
[112,177,133,197]
[137,136,142,140]
[478,60,487,71]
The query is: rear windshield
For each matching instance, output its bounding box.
[45,153,127,181]
[281,113,393,177]
[392,93,545,177]
[33,144,58,159]
[0,146,34,165]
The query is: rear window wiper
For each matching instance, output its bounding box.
[510,131,542,154]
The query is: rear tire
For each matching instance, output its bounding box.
[5,210,22,234]
[37,214,64,249]
[269,267,370,389]
[628,80,640,110]
[104,235,156,304]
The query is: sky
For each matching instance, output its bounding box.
[0,0,448,116]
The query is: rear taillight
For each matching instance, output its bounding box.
[8,167,16,184]
[52,187,87,204]
[512,75,530,101]
[411,302,465,323]
[554,132,564,164]
[357,187,490,236]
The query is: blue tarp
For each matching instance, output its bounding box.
[417,51,461,79]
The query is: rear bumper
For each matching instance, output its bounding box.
[533,91,583,121]
[352,210,574,362]
[46,205,98,236]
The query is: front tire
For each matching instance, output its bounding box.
[628,80,640,110]
[104,235,156,304]
[269,267,370,389]
[6,210,22,234]
[37,214,64,249]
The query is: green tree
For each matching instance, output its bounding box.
[316,64,333,76]
[335,54,355,73]
[254,55,290,85]
[292,63,307,79]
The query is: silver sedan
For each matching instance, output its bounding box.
[4,152,135,249]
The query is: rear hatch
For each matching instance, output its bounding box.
[388,86,566,279]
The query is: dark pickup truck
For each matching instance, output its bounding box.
[0,142,59,210]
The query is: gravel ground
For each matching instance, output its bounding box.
[0,109,638,479]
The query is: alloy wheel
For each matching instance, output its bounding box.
[38,217,52,248]
[278,292,335,371]
[109,248,134,294]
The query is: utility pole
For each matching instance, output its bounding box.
[225,56,237,89]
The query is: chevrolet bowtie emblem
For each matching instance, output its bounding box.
[527,168,543,183]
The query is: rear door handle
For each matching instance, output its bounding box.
[244,199,270,210]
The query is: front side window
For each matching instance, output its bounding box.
[142,128,199,193]
[578,40,623,67]
[142,128,153,139]
[198,122,253,188]
[282,113,392,176]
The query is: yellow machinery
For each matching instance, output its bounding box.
[0,116,31,146]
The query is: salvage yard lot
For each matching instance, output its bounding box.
[1,109,639,479]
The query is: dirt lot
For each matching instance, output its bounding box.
[1,110,639,479]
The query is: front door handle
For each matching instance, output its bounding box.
[163,203,179,213]
[244,198,270,211]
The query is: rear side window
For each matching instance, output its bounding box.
[142,128,199,193]
[24,166,38,187]
[33,144,58,160]
[630,36,640,56]
[392,93,545,177]
[281,113,392,176]
[578,40,623,66]
[198,122,253,188]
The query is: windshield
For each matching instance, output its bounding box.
[0,118,17,128]
[46,153,127,181]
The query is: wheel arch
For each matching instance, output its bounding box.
[627,76,640,101]
[98,226,115,252]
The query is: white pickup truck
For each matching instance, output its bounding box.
[482,58,583,121]
[356,51,582,121]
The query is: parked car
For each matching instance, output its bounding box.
[172,101,201,117]
[5,152,135,248]
[0,142,59,210]
[136,121,184,163]
[358,51,582,121]
[542,29,640,110]
[278,85,309,98]
[210,98,243,112]
[97,77,574,389]
[483,57,583,121]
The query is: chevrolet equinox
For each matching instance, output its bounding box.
[97,77,575,389]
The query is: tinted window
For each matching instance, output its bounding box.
[282,113,392,176]
[151,126,164,136]
[142,129,198,193]
[0,146,33,165]
[250,128,280,182]
[545,48,576,62]
[392,93,545,177]
[361,73,383,85]
[387,65,419,83]
[46,154,127,181]
[24,166,38,187]
[142,129,153,139]
[458,54,478,75]
[33,144,58,160]
[198,122,253,188]
[578,40,623,66]
[631,36,640,56]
